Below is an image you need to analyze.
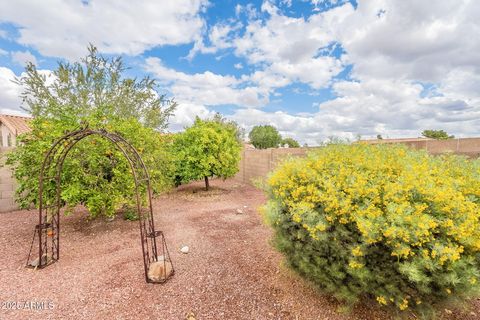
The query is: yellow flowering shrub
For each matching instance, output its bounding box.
[264,143,480,316]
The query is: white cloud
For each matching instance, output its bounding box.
[234,63,243,69]
[235,3,258,20]
[0,48,7,55]
[335,0,480,83]
[0,0,207,60]
[11,50,37,66]
[148,3,351,116]
[187,21,243,59]
[229,75,480,145]
[226,0,480,143]
[231,5,343,65]
[199,2,349,92]
[0,67,23,112]
[168,102,216,132]
[0,67,56,115]
[144,57,268,107]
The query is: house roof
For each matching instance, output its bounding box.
[0,114,32,135]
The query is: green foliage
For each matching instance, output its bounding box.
[282,137,300,148]
[264,144,480,317]
[123,206,139,221]
[422,129,454,140]
[18,45,176,129]
[173,117,242,190]
[6,46,176,218]
[248,125,282,149]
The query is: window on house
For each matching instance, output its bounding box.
[7,133,12,147]
[0,128,3,147]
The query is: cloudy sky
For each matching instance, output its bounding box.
[0,0,479,145]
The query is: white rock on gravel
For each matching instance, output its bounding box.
[180,246,189,254]
[236,209,243,214]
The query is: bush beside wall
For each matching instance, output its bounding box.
[264,144,480,317]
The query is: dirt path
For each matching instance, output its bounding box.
[0,179,477,319]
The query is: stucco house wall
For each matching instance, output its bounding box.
[0,114,31,212]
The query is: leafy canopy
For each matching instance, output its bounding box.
[6,46,176,218]
[282,137,300,148]
[19,45,176,128]
[173,117,242,190]
[248,125,282,149]
[421,129,454,140]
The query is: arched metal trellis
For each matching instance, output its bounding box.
[25,127,174,283]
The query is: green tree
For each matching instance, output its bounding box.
[6,46,176,218]
[421,129,454,140]
[248,125,282,149]
[173,117,242,191]
[282,137,300,148]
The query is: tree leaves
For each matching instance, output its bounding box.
[248,125,282,149]
[173,117,242,189]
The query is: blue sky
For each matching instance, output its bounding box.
[0,0,479,145]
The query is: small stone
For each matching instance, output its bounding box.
[185,311,196,320]
[236,209,243,214]
[470,311,477,316]
[181,246,189,254]
[444,309,452,314]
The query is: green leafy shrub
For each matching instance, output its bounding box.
[173,116,242,190]
[264,143,480,317]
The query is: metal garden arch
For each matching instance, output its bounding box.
[26,127,174,283]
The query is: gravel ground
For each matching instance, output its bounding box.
[1,179,479,320]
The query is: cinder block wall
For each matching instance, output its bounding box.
[235,138,480,186]
[234,147,312,184]
[0,147,17,212]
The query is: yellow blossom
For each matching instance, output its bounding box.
[376,296,387,305]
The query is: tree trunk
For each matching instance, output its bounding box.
[204,176,210,191]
